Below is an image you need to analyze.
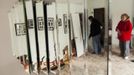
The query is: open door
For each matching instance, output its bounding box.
[94,8,105,47]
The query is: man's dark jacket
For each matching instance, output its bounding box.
[89,18,102,38]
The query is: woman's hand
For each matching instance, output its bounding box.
[117,29,121,35]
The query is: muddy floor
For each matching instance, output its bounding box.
[59,50,107,75]
[39,48,134,75]
[111,47,134,75]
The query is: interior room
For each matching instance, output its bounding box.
[111,0,134,75]
[0,0,134,75]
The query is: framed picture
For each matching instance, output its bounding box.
[37,17,44,31]
[63,14,68,34]
[27,19,34,29]
[58,18,62,26]
[48,18,54,31]
[15,23,26,36]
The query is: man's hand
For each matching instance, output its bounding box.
[89,35,91,40]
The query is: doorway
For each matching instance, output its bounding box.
[94,8,105,47]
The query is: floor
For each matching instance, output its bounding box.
[41,50,108,75]
[31,48,134,75]
[111,47,134,75]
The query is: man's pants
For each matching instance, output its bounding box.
[119,41,130,57]
[92,34,101,54]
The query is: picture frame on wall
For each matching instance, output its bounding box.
[27,19,34,29]
[48,17,54,31]
[58,18,62,26]
[37,17,44,31]
[15,23,26,36]
[63,14,68,34]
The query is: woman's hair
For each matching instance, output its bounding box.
[121,13,130,19]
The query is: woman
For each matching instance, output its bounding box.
[116,13,132,59]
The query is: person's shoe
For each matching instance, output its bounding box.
[119,54,123,57]
[92,52,96,54]
[98,52,102,55]
[124,56,129,60]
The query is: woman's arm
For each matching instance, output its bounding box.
[120,21,132,34]
[116,21,120,31]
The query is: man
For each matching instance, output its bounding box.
[88,16,102,54]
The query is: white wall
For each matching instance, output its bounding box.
[0,0,28,75]
[87,0,134,47]
[111,0,133,46]
[88,0,107,16]
[57,0,84,4]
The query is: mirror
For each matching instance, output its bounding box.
[8,0,110,75]
[111,0,134,75]
[86,0,109,75]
